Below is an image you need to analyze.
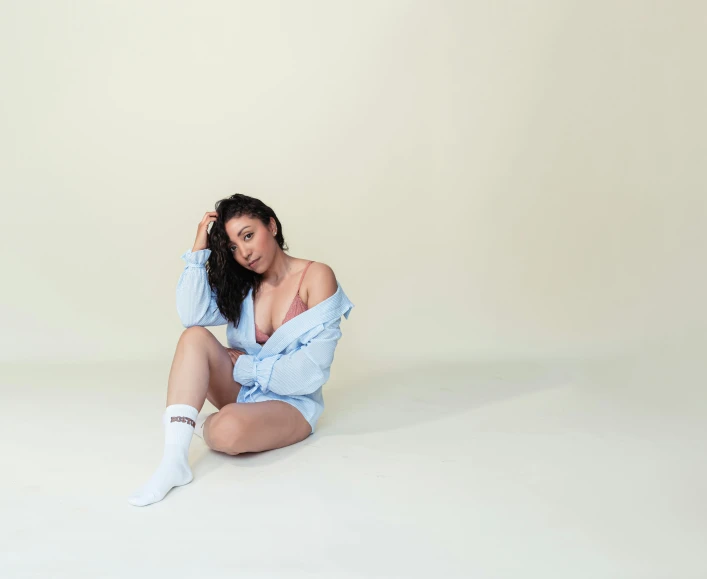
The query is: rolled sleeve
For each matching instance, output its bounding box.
[233,354,256,387]
[233,354,282,393]
[181,248,211,267]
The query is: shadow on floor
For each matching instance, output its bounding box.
[317,358,579,436]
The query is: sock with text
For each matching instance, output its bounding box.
[127,403,198,507]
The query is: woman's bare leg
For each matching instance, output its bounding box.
[206,401,312,455]
[166,326,242,410]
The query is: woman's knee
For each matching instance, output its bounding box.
[178,326,221,360]
[179,325,215,344]
[206,404,251,455]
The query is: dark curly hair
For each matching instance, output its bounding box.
[205,193,289,327]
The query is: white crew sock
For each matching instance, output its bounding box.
[193,412,214,440]
[127,403,199,507]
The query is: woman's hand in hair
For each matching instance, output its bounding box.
[192,211,218,252]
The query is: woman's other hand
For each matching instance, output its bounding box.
[225,348,246,367]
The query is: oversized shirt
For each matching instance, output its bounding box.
[176,248,355,432]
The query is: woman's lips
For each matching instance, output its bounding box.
[249,258,260,267]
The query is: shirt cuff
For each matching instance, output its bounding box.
[233,354,279,393]
[180,248,211,267]
[233,354,256,387]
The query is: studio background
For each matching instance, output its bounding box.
[2,1,704,369]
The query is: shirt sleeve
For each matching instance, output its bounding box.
[232,316,344,396]
[176,248,229,327]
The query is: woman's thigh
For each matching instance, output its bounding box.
[206,400,312,455]
[183,327,242,410]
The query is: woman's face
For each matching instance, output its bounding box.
[224,214,276,272]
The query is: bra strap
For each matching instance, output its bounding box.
[297,261,315,291]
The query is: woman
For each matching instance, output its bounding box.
[128,193,354,507]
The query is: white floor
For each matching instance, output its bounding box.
[2,330,705,578]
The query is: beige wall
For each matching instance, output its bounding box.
[1,1,705,368]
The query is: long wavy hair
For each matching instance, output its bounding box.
[205,193,289,327]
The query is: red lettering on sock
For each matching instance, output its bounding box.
[170,416,195,428]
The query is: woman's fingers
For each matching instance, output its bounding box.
[227,348,241,365]
[193,212,218,251]
[224,347,246,367]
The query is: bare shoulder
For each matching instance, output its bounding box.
[302,261,338,308]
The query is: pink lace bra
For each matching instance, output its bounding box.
[254,261,314,344]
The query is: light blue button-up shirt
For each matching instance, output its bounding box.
[177,248,354,432]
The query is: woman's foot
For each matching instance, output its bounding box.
[127,403,198,507]
[127,449,194,506]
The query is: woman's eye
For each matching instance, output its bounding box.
[230,233,252,252]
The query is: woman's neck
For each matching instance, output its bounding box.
[260,250,295,287]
